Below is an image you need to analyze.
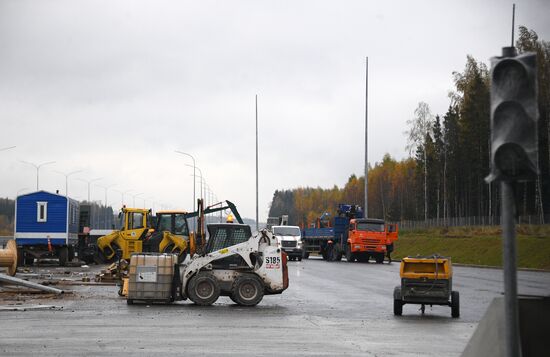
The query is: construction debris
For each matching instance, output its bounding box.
[0,273,64,295]
[0,304,62,311]
[95,261,128,283]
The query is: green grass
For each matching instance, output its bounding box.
[393,225,550,270]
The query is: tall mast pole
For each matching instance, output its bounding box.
[364,57,369,217]
[255,94,259,231]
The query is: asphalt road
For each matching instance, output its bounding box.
[1,258,549,356]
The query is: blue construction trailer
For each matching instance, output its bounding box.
[15,191,79,266]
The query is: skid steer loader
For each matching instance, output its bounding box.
[126,225,289,306]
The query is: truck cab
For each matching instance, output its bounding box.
[346,218,387,263]
[272,225,303,261]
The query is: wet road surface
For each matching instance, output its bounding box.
[1,257,549,356]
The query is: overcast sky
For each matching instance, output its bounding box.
[1,0,549,222]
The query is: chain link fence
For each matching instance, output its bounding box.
[393,214,548,230]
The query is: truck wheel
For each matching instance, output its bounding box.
[375,253,384,264]
[188,272,220,306]
[345,245,355,262]
[394,299,403,316]
[451,291,460,318]
[231,274,264,306]
[297,256,302,262]
[303,252,309,259]
[58,247,68,267]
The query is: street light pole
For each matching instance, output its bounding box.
[97,184,115,229]
[132,192,144,207]
[55,170,82,197]
[20,160,56,190]
[77,177,103,202]
[255,94,259,232]
[185,164,204,200]
[175,150,197,231]
[364,56,369,218]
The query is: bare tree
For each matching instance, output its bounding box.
[405,102,434,221]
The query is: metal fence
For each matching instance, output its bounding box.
[393,214,549,230]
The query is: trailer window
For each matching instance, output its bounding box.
[356,222,384,232]
[37,202,48,222]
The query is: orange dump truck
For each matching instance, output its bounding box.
[344,218,398,263]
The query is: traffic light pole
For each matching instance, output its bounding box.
[501,181,521,357]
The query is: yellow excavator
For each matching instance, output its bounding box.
[94,200,243,264]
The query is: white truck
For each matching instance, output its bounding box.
[272,225,304,261]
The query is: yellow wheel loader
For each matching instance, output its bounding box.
[95,208,190,264]
[94,207,153,264]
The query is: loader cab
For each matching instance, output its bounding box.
[205,224,253,269]
[118,208,151,231]
[155,211,190,236]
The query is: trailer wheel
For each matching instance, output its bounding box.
[68,245,75,262]
[394,298,403,316]
[17,248,24,267]
[231,274,264,306]
[451,291,460,318]
[58,247,68,267]
[188,272,220,306]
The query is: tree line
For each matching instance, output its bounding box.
[269,26,550,226]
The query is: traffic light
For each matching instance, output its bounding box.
[486,47,539,183]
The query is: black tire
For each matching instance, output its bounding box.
[188,272,220,306]
[297,256,302,262]
[230,274,264,306]
[303,251,310,259]
[68,245,75,262]
[163,244,187,264]
[357,254,369,263]
[451,291,460,318]
[321,249,329,261]
[345,245,355,262]
[58,247,68,267]
[375,253,384,264]
[17,248,24,267]
[127,299,134,305]
[94,244,119,264]
[394,299,403,316]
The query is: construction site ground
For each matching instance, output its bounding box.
[1,257,549,356]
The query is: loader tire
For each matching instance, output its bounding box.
[231,274,264,307]
[451,291,460,318]
[188,272,220,306]
[163,244,187,264]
